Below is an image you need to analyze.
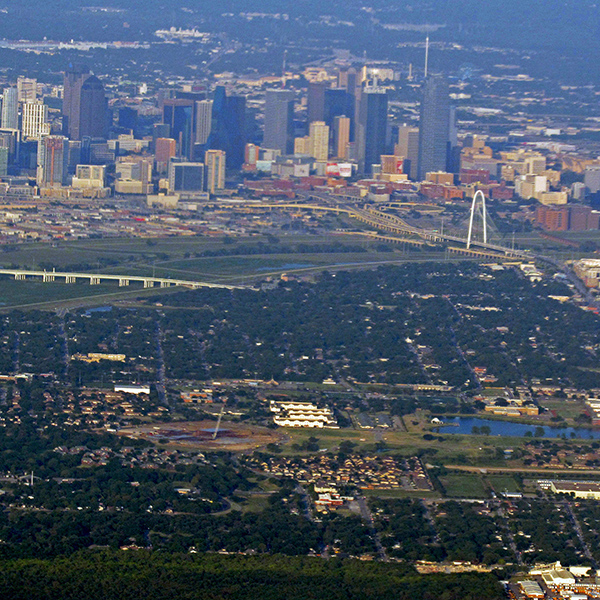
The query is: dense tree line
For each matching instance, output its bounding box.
[0,550,505,600]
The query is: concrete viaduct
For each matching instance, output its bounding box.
[0,269,239,290]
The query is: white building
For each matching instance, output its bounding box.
[515,174,548,200]
[72,165,106,189]
[205,149,225,194]
[309,121,330,161]
[114,385,150,395]
[22,101,50,139]
[270,400,338,428]
[17,77,37,102]
[549,480,600,499]
[195,100,213,145]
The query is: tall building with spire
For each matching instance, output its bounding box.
[417,75,451,181]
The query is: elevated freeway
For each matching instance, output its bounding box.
[349,206,529,258]
[232,198,529,259]
[0,269,241,290]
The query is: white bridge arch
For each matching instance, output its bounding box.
[466,189,488,250]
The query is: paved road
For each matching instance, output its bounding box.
[495,501,523,566]
[357,495,388,562]
[154,321,168,408]
[562,500,598,569]
[295,484,315,522]
[446,465,600,475]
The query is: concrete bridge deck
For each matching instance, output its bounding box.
[0,269,240,290]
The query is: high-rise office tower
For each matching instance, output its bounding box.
[417,75,450,180]
[115,158,151,194]
[157,88,176,110]
[324,88,354,130]
[67,140,82,173]
[294,135,310,155]
[307,81,327,124]
[263,89,294,154]
[79,76,107,139]
[245,143,259,168]
[17,77,37,102]
[22,101,50,139]
[208,89,246,168]
[396,125,419,180]
[333,116,351,159]
[153,123,171,147]
[205,149,226,194]
[195,99,213,145]
[205,86,227,162]
[168,161,205,194]
[224,95,247,168]
[338,67,359,96]
[118,107,138,132]
[0,147,8,176]
[155,137,177,173]
[308,121,329,161]
[63,64,91,140]
[357,87,388,174]
[0,130,19,171]
[346,68,359,96]
[36,135,68,186]
[1,88,18,130]
[163,99,195,159]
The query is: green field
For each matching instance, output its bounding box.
[439,473,488,498]
[485,474,522,494]
[539,397,588,422]
[0,280,132,309]
[362,488,441,500]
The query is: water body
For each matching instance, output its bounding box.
[436,417,600,440]
[256,263,314,271]
[83,306,112,316]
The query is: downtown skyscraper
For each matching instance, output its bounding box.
[263,89,294,155]
[63,65,107,141]
[417,75,451,181]
[163,99,195,160]
[357,87,388,174]
[207,86,246,169]
[1,87,18,130]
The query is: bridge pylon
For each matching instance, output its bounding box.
[466,190,488,250]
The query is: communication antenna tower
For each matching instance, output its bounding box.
[282,49,287,88]
[424,36,430,78]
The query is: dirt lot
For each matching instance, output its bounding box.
[119,420,284,452]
